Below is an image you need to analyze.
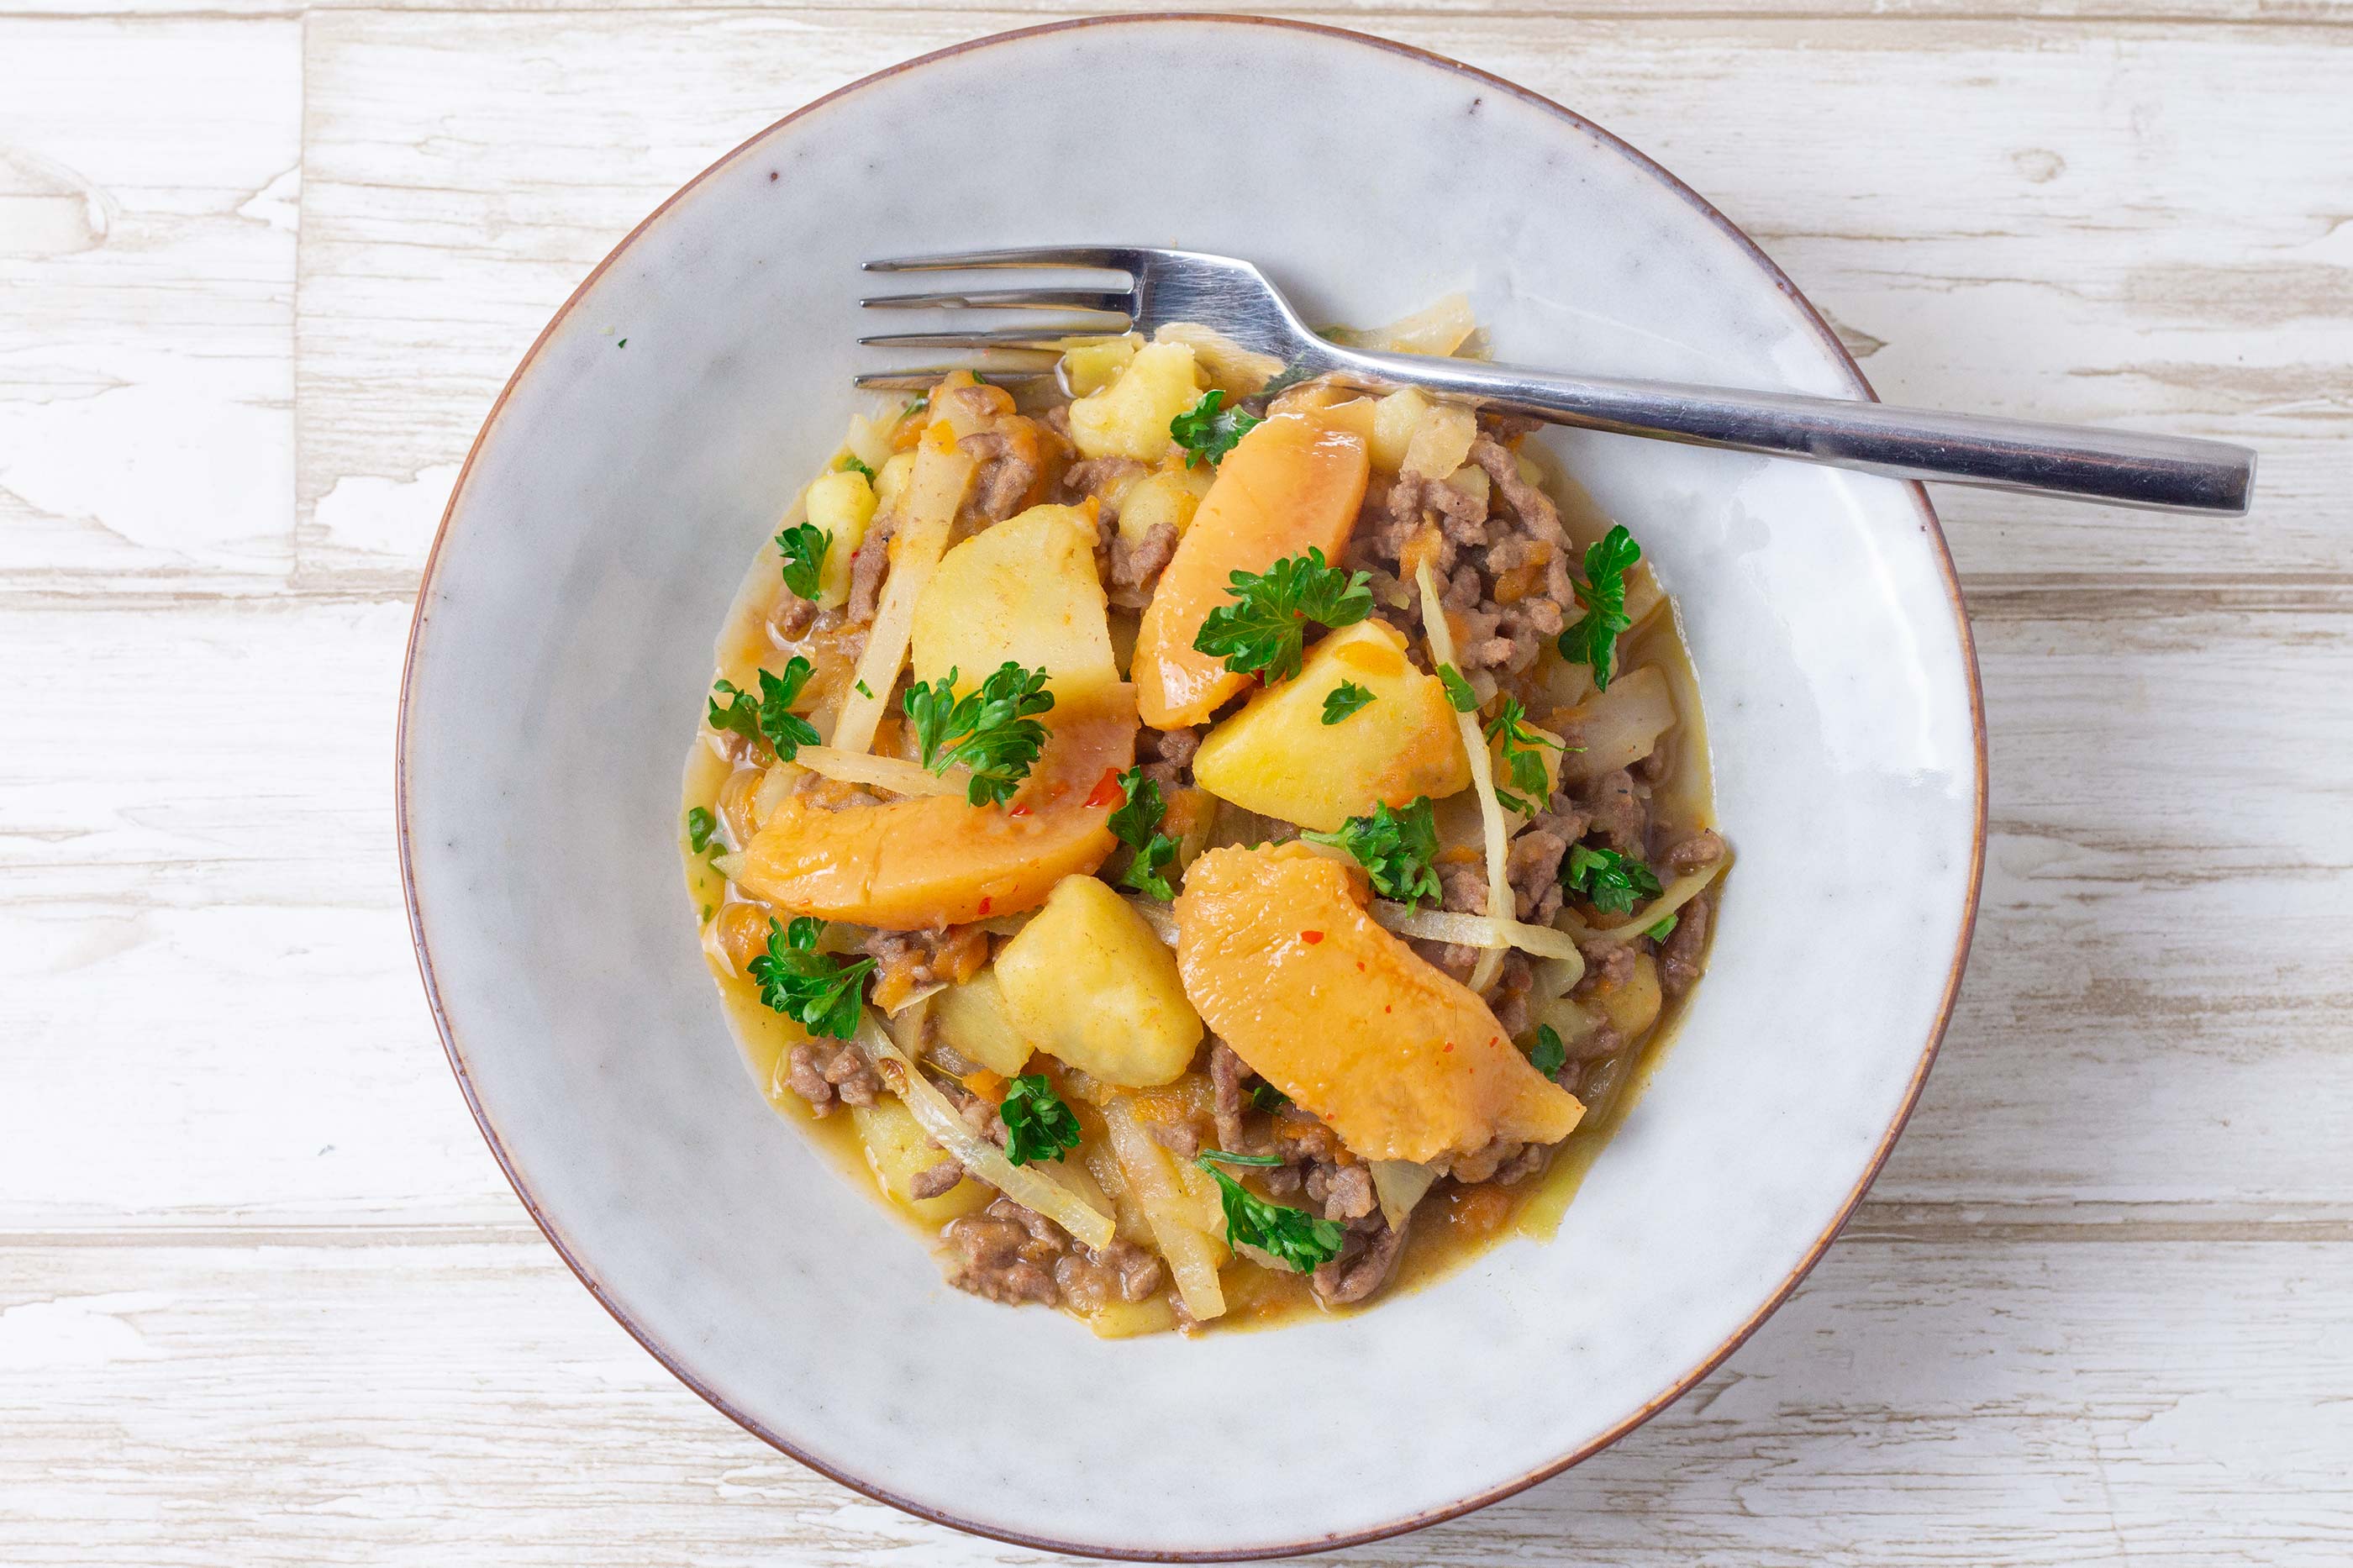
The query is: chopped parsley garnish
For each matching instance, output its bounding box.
[1529,1023,1568,1078]
[838,455,876,481]
[902,660,1055,808]
[1558,524,1642,690]
[1000,1074,1082,1166]
[1563,844,1662,917]
[1108,766,1180,901]
[1169,389,1261,469]
[1646,913,1679,941]
[1322,681,1375,725]
[903,397,927,416]
[775,521,829,602]
[1247,1081,1291,1113]
[854,679,875,699]
[1301,796,1442,908]
[746,916,874,1039]
[1437,662,1479,713]
[1192,547,1373,683]
[1486,696,1563,816]
[684,806,717,853]
[1198,1150,1346,1271]
[708,657,821,760]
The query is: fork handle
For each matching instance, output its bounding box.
[1334,351,2255,515]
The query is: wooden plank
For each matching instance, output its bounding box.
[0,18,300,597]
[3,590,2344,1229]
[0,1230,2345,1564]
[292,12,2350,589]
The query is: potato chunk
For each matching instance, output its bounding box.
[1069,340,1202,461]
[850,1097,990,1224]
[1174,843,1582,1163]
[802,469,876,608]
[995,876,1202,1087]
[912,502,1117,697]
[1131,410,1371,728]
[933,968,1034,1077]
[1191,620,1469,831]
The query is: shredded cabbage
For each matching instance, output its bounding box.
[1369,1160,1439,1231]
[1415,563,1512,992]
[1368,902,1582,964]
[793,745,964,798]
[831,434,972,755]
[1102,1096,1226,1321]
[860,1011,1115,1250]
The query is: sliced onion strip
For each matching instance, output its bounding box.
[831,434,972,755]
[860,1011,1114,1250]
[1102,1096,1226,1321]
[1369,1160,1439,1232]
[1561,850,1733,947]
[1416,563,1512,992]
[1368,902,1582,964]
[793,745,966,798]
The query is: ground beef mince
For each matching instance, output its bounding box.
[1208,1039,1253,1153]
[845,512,897,624]
[861,924,987,1004]
[1573,939,1638,999]
[1107,520,1179,610]
[1312,1213,1410,1306]
[1577,768,1648,855]
[1305,1160,1377,1223]
[1658,829,1727,876]
[908,1157,964,1200]
[945,1197,1164,1311]
[1658,892,1712,997]
[1506,818,1573,923]
[783,1039,880,1117]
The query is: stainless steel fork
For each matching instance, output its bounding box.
[859,245,2253,516]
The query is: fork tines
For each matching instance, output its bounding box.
[856,248,1143,380]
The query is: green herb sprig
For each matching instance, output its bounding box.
[1529,1023,1568,1078]
[1563,844,1662,917]
[1321,681,1375,725]
[1437,662,1479,713]
[1198,1150,1346,1271]
[708,657,822,760]
[746,917,874,1039]
[775,522,829,602]
[1000,1074,1082,1167]
[1301,796,1442,908]
[1558,525,1642,690]
[1169,389,1261,469]
[1486,696,1564,816]
[901,661,1055,808]
[685,807,717,853]
[1108,766,1181,901]
[1193,548,1373,684]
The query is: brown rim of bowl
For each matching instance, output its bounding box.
[397,13,1989,1561]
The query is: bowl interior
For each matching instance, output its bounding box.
[402,18,1982,1559]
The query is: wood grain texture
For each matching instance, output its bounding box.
[4,3,2349,1562]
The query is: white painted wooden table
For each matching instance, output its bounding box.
[4,3,2347,1561]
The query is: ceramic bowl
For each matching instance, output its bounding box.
[400,15,1984,1559]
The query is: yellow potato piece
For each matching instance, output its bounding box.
[933,969,1034,1077]
[996,876,1203,1087]
[1191,619,1470,832]
[850,1097,991,1224]
[1173,843,1583,1164]
[912,502,1118,697]
[1069,339,1201,461]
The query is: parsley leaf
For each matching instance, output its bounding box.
[1201,1148,1284,1167]
[708,657,822,760]
[1529,1023,1568,1077]
[1437,662,1479,713]
[1169,389,1261,469]
[1486,696,1563,816]
[838,455,876,481]
[1192,548,1374,683]
[1322,681,1375,725]
[1557,524,1642,690]
[685,806,717,853]
[1563,844,1662,917]
[901,661,1055,808]
[746,917,875,1039]
[1108,766,1181,901]
[1000,1074,1082,1166]
[775,521,829,602]
[854,679,875,699]
[1646,913,1679,941]
[1197,1151,1346,1271]
[1301,796,1442,908]
[1247,1081,1291,1113]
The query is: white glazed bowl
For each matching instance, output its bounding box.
[400,16,1984,1559]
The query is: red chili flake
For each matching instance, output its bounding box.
[1084,766,1124,809]
[1007,802,1031,818]
[1300,930,1324,944]
[1443,1041,1455,1053]
[976,897,993,917]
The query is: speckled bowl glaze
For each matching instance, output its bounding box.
[399,15,1984,1560]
